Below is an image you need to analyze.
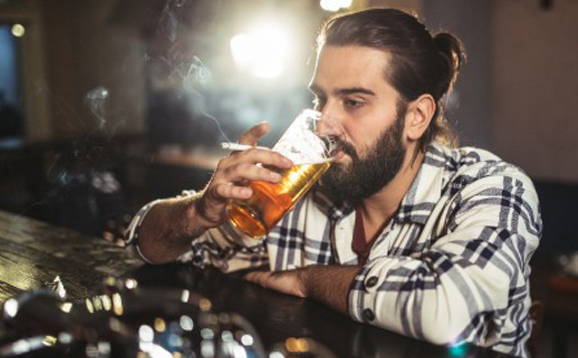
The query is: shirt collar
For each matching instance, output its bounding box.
[312,188,354,222]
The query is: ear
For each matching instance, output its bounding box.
[405,94,436,142]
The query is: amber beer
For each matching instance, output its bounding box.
[227,160,331,239]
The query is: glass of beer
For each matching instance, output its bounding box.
[226,109,335,239]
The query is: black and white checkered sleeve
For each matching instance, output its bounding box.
[125,191,268,271]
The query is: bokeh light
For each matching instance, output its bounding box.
[11,24,25,37]
[230,22,293,79]
[320,0,353,12]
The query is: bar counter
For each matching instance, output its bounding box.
[0,210,517,358]
[0,210,142,303]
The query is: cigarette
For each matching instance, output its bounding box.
[220,142,335,166]
[220,142,269,151]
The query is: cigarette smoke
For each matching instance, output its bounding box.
[183,56,211,86]
[159,0,187,43]
[85,86,109,130]
[154,0,231,143]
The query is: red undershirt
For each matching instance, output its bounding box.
[352,208,377,265]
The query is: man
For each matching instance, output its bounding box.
[126,8,541,358]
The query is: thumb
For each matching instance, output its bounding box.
[239,122,269,146]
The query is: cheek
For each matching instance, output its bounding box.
[344,123,380,152]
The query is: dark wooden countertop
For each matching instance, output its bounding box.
[0,210,142,303]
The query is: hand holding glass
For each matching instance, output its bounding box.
[226,110,335,239]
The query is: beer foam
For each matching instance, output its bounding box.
[272,111,334,164]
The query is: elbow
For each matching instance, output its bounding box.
[369,309,468,346]
[132,237,182,264]
[130,243,163,265]
[418,308,494,346]
[420,320,466,346]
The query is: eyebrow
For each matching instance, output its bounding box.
[309,84,375,97]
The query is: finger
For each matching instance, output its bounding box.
[245,271,302,297]
[245,271,271,287]
[224,163,282,184]
[114,238,126,247]
[213,183,253,200]
[235,148,293,170]
[219,148,292,177]
[103,231,115,242]
[239,122,269,146]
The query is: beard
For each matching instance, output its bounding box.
[320,102,407,205]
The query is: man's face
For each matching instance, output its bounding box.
[310,45,408,203]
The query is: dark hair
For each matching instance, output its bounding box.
[317,8,465,151]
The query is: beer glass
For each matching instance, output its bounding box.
[226,109,335,239]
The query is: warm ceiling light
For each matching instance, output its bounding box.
[320,0,353,12]
[230,23,293,79]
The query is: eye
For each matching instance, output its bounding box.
[344,98,364,109]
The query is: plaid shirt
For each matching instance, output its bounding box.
[127,143,541,358]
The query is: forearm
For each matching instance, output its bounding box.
[246,265,360,315]
[137,193,214,264]
[304,265,360,315]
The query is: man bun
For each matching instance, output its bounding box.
[433,32,466,99]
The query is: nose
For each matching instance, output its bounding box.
[316,111,345,138]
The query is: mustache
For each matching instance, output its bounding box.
[332,136,358,160]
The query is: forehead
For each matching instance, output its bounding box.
[311,45,394,92]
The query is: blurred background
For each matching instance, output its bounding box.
[0,0,577,357]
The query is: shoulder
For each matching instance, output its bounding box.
[427,143,535,195]
[421,146,542,245]
[429,145,541,230]
[428,144,507,174]
[428,144,541,228]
